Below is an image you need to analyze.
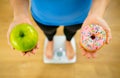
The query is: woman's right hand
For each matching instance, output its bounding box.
[7,16,39,56]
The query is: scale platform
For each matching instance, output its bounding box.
[43,36,76,64]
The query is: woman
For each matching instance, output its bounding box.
[7,0,112,59]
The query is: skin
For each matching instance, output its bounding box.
[7,0,38,56]
[80,0,112,58]
[8,0,112,58]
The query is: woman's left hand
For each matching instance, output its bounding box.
[80,14,112,58]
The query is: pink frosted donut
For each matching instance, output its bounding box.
[80,24,107,52]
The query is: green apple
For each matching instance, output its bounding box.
[10,23,38,52]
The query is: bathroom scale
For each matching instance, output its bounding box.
[43,36,76,64]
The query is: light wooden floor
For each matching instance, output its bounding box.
[0,0,120,78]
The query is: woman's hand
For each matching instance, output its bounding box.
[80,14,112,58]
[7,16,39,56]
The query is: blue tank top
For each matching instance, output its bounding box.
[31,0,92,26]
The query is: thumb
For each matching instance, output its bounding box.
[99,20,112,44]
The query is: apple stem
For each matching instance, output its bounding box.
[19,32,25,37]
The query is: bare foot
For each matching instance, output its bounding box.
[66,41,75,60]
[45,41,54,59]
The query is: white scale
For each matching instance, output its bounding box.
[44,36,76,64]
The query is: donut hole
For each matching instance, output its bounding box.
[91,34,96,40]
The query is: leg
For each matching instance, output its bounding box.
[34,20,59,59]
[64,24,82,59]
[35,22,59,41]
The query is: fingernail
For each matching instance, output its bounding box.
[106,40,109,44]
[22,54,25,56]
[22,53,26,56]
[26,54,30,56]
[92,55,96,58]
[87,56,90,59]
[107,39,110,44]
[82,52,85,55]
[32,52,35,55]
